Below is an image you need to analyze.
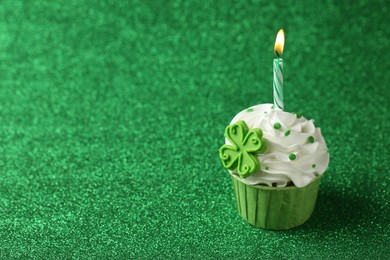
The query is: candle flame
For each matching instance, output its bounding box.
[274,29,285,56]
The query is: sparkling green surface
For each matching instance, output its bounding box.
[0,0,389,258]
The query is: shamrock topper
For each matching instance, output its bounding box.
[219,121,267,178]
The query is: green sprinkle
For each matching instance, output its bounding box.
[308,136,314,143]
[294,112,302,118]
[284,130,291,136]
[246,108,253,112]
[274,122,281,129]
[312,164,316,168]
[265,166,269,170]
[289,154,296,160]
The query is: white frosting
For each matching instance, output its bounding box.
[227,104,329,188]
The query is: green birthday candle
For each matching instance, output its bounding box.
[273,29,285,110]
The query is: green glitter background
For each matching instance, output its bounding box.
[0,0,389,258]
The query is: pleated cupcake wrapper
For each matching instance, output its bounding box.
[231,174,321,230]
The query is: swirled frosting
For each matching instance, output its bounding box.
[227,104,329,187]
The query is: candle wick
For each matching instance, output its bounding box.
[275,51,280,58]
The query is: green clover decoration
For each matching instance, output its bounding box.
[219,120,267,178]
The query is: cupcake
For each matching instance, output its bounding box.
[219,103,329,230]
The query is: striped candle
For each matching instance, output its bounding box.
[273,58,284,110]
[273,29,285,110]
